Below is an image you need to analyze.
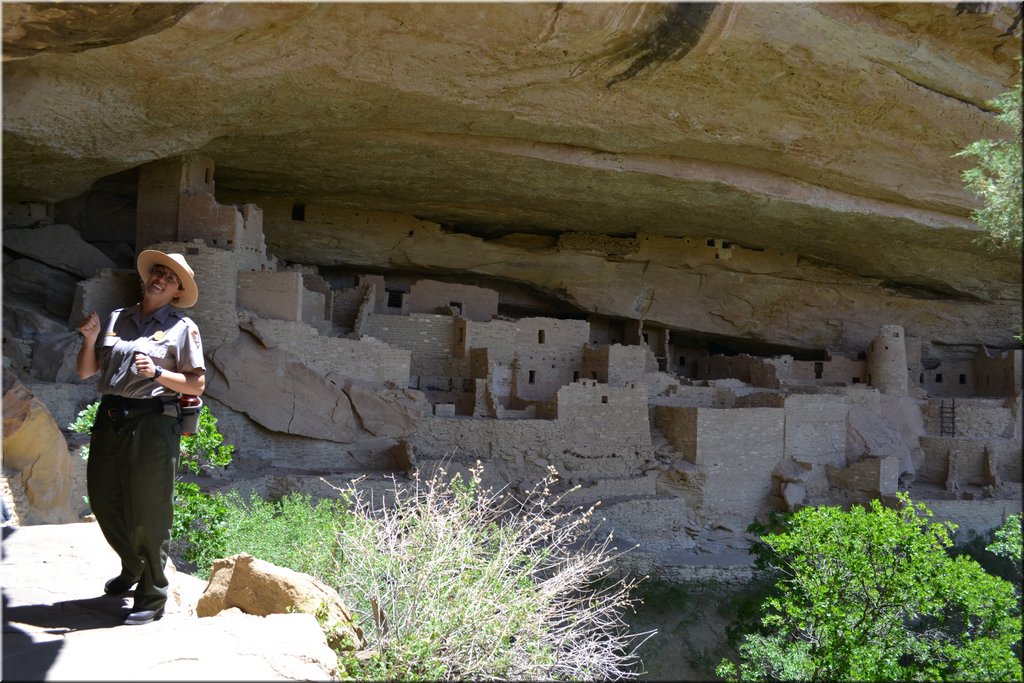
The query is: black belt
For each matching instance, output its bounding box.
[100,394,172,424]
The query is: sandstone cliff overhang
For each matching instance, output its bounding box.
[2,2,1021,356]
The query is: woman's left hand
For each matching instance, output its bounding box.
[133,352,160,379]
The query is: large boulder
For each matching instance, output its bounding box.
[196,552,367,653]
[3,224,116,278]
[207,330,421,443]
[2,368,78,524]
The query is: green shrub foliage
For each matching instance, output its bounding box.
[717,494,1022,682]
[955,73,1023,255]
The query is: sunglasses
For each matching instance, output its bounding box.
[149,265,181,288]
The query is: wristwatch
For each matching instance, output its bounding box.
[153,366,163,380]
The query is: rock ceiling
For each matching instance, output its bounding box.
[2,2,1022,359]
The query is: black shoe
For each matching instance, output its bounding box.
[124,608,163,626]
[103,574,137,595]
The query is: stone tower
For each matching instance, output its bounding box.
[867,324,909,396]
[136,155,216,251]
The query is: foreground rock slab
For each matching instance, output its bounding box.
[1,521,339,681]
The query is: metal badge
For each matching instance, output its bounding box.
[153,330,165,342]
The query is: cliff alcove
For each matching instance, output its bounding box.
[2,2,1022,583]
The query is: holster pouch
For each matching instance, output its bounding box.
[178,395,203,435]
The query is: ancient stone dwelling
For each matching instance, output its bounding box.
[4,154,1022,582]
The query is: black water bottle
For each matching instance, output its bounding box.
[179,395,202,435]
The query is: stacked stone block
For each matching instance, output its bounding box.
[238,271,303,322]
[361,313,465,382]
[656,405,784,518]
[407,279,498,322]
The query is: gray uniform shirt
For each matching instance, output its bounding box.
[95,303,205,399]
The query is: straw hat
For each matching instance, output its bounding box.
[136,250,198,308]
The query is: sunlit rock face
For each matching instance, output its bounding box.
[3,2,1021,357]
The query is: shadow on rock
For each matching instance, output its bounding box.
[2,589,123,682]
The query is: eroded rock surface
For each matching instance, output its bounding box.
[208,330,422,443]
[2,3,1021,357]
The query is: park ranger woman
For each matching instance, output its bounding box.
[76,249,205,626]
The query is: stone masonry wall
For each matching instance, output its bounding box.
[514,347,585,402]
[136,158,184,248]
[411,415,563,468]
[918,436,1022,485]
[237,271,302,321]
[357,274,388,314]
[247,319,410,387]
[466,317,589,402]
[235,203,270,272]
[791,355,866,385]
[696,407,785,518]
[556,381,652,465]
[973,348,1022,398]
[407,279,498,322]
[607,344,649,386]
[655,406,698,461]
[466,317,589,356]
[921,397,1019,439]
[587,316,629,346]
[361,313,465,381]
[826,456,899,496]
[331,285,368,333]
[922,357,975,398]
[560,472,660,507]
[412,380,652,479]
[867,325,909,396]
[696,354,755,383]
[580,346,609,383]
[921,349,1022,399]
[783,393,848,463]
[301,287,328,333]
[178,192,242,249]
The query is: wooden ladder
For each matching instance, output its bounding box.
[939,398,956,437]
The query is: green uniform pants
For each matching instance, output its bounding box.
[87,408,180,612]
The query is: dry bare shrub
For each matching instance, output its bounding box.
[324,460,654,681]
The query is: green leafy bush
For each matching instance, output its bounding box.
[988,512,1023,576]
[717,494,1022,682]
[955,73,1023,255]
[186,490,347,580]
[67,401,99,460]
[171,481,229,571]
[179,404,234,474]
